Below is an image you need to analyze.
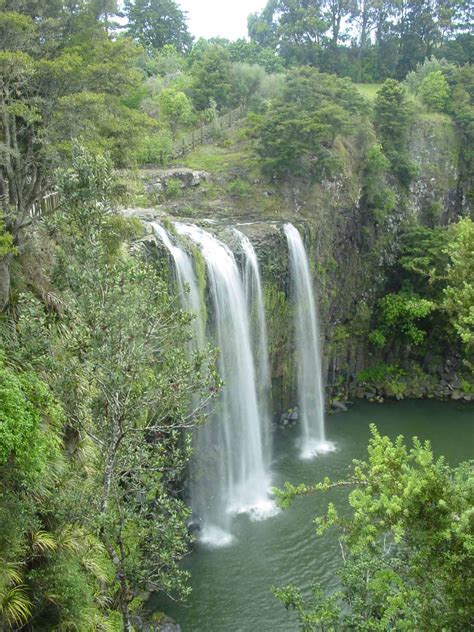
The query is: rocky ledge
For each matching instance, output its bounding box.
[141,168,210,194]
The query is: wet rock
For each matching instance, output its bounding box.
[451,375,461,389]
[187,520,201,534]
[131,614,181,632]
[279,413,289,425]
[143,168,210,193]
[332,401,348,412]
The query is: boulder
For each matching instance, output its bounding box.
[144,168,210,193]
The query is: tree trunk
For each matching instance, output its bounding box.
[120,582,133,632]
[0,252,13,312]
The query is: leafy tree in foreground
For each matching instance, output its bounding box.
[0,352,117,630]
[274,426,474,631]
[0,7,150,310]
[44,146,219,630]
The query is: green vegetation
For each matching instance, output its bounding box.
[369,220,474,359]
[354,83,383,101]
[443,219,474,350]
[374,80,416,187]
[0,146,219,630]
[0,0,473,629]
[249,0,472,80]
[124,0,192,53]
[420,71,450,111]
[251,67,365,180]
[275,427,474,631]
[370,291,436,347]
[183,143,258,175]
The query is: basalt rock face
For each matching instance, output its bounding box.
[124,115,471,413]
[303,118,470,406]
[408,118,461,224]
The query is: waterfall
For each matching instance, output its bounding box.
[284,223,334,459]
[173,222,276,545]
[152,224,226,543]
[151,223,205,348]
[234,229,272,462]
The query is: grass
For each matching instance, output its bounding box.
[354,83,453,126]
[354,83,383,101]
[182,143,258,175]
[355,82,423,106]
[419,111,452,124]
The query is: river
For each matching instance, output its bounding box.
[154,400,473,632]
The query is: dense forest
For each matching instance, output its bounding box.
[0,0,473,630]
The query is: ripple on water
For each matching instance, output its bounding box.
[300,438,337,460]
[198,526,234,549]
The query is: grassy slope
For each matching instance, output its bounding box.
[354,83,383,101]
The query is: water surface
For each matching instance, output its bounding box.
[155,400,473,632]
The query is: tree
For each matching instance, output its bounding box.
[249,0,329,66]
[247,3,278,49]
[0,352,116,630]
[351,0,378,50]
[124,0,192,53]
[189,45,233,111]
[419,70,450,111]
[274,426,474,631]
[369,290,436,348]
[394,0,441,78]
[374,79,415,186]
[448,64,474,209]
[0,7,151,309]
[46,146,219,630]
[253,67,364,179]
[324,0,356,49]
[443,218,474,351]
[159,87,192,139]
[230,62,270,108]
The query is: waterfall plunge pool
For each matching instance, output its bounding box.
[152,400,473,632]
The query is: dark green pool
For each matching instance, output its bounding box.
[154,400,474,632]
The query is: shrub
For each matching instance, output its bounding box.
[165,178,182,199]
[420,71,450,111]
[138,131,173,165]
[228,178,251,198]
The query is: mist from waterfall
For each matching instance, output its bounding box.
[234,229,272,463]
[284,223,334,459]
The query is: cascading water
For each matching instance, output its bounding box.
[152,224,225,543]
[284,223,335,459]
[234,229,272,462]
[174,222,276,545]
[151,223,205,348]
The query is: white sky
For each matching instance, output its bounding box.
[178,0,269,41]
